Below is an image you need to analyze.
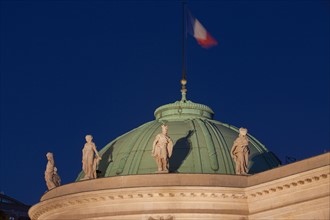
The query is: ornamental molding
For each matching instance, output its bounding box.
[30,190,247,220]
[30,165,330,220]
[30,171,330,220]
[148,215,174,220]
[248,172,329,199]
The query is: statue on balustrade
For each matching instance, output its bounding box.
[152,124,173,173]
[82,134,102,180]
[45,152,61,190]
[231,128,250,175]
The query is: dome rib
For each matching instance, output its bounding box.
[247,134,281,169]
[205,120,235,173]
[113,121,155,175]
[190,119,203,172]
[127,121,160,174]
[196,119,219,171]
[115,132,141,175]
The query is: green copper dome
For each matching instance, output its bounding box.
[76,99,281,180]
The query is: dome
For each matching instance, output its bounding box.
[76,99,281,180]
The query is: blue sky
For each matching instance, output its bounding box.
[0,0,329,205]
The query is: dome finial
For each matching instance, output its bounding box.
[180,78,187,102]
[181,1,188,102]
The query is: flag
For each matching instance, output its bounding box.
[187,10,218,48]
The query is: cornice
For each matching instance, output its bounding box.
[29,188,247,220]
[248,172,329,199]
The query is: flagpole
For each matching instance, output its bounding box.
[181,0,187,102]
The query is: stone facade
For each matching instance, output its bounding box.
[29,153,329,220]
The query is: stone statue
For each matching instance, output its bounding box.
[152,124,173,173]
[44,152,61,190]
[231,128,250,175]
[82,135,102,180]
[53,167,61,187]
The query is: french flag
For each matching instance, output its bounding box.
[187,10,218,48]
